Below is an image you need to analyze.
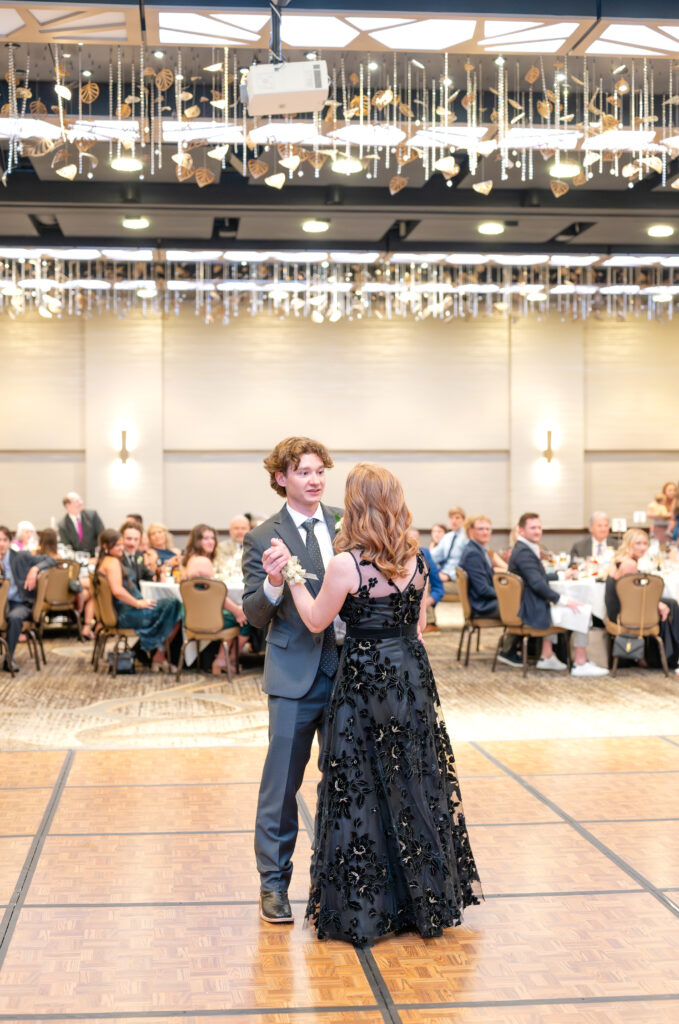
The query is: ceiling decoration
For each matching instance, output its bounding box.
[0,4,141,45]
[2,46,679,197]
[575,22,679,58]
[1,246,678,323]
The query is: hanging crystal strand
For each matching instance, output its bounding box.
[443,50,449,145]
[139,45,145,150]
[108,53,114,163]
[421,65,429,180]
[340,57,350,164]
[221,47,229,172]
[150,72,156,176]
[392,51,398,144]
[241,71,247,177]
[498,55,508,181]
[466,62,476,174]
[6,43,18,174]
[431,76,437,170]
[175,48,183,177]
[528,70,534,181]
[372,57,378,179]
[130,55,136,165]
[54,44,68,145]
[359,62,364,162]
[116,47,123,163]
[77,49,83,175]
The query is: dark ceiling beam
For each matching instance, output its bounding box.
[0,175,677,214]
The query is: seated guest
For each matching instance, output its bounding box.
[182,523,219,574]
[430,506,469,594]
[120,520,156,587]
[458,515,501,619]
[126,513,150,555]
[96,529,181,669]
[215,515,250,578]
[58,492,104,557]
[647,482,678,543]
[408,528,443,633]
[36,528,59,557]
[429,523,447,549]
[147,522,181,570]
[0,524,56,672]
[508,512,608,677]
[571,511,612,564]
[184,554,249,673]
[606,528,679,671]
[11,521,38,552]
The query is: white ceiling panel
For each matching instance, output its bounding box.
[236,212,395,243]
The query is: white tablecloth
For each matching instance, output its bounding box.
[140,579,244,605]
[550,578,606,621]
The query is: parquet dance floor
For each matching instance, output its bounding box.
[1,735,679,1023]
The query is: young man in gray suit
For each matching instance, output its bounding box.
[242,437,341,925]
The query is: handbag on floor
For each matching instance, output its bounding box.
[611,634,644,660]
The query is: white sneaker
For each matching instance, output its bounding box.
[536,654,568,671]
[571,661,609,677]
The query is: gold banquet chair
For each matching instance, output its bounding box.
[91,574,138,673]
[491,571,571,678]
[37,562,83,642]
[21,570,51,670]
[604,572,669,678]
[455,566,503,666]
[0,579,14,677]
[178,578,240,682]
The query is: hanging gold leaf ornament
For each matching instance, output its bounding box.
[75,138,96,153]
[248,158,269,179]
[0,104,9,117]
[80,82,99,104]
[29,99,47,115]
[372,88,393,109]
[115,103,131,119]
[545,89,556,103]
[572,171,587,186]
[399,101,414,118]
[461,93,476,110]
[155,68,174,92]
[389,174,408,195]
[507,98,524,111]
[433,155,460,179]
[15,86,31,100]
[265,172,285,189]
[183,105,201,120]
[306,151,328,171]
[464,62,475,72]
[550,179,569,198]
[525,66,540,85]
[179,90,193,102]
[472,179,493,195]
[21,137,55,157]
[349,72,359,86]
[195,167,216,188]
[396,144,418,165]
[537,99,552,119]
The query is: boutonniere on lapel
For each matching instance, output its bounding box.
[334,514,344,533]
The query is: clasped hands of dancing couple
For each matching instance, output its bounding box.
[241,437,482,948]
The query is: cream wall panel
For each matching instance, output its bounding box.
[585,318,679,450]
[83,317,164,528]
[162,312,509,452]
[509,316,585,529]
[163,452,509,531]
[0,317,84,449]
[584,454,679,525]
[0,455,84,529]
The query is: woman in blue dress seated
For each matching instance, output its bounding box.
[147,522,182,574]
[96,529,181,669]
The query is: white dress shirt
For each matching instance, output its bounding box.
[264,504,334,604]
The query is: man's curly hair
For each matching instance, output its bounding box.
[263,437,334,497]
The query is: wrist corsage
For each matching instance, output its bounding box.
[281,556,318,585]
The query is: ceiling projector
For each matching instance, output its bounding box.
[242,60,330,116]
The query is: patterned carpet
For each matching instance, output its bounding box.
[1,606,678,750]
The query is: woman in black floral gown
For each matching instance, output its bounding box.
[267,463,482,946]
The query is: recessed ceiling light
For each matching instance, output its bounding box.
[410,59,425,69]
[302,218,330,234]
[62,52,72,59]
[477,221,505,236]
[111,156,144,172]
[368,61,379,71]
[175,73,184,81]
[82,69,92,78]
[331,154,363,175]
[647,224,675,238]
[153,50,165,58]
[555,72,566,82]
[549,157,581,178]
[137,286,157,299]
[494,55,506,66]
[122,216,150,230]
[305,51,318,60]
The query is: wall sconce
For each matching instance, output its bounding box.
[542,430,554,463]
[119,430,130,464]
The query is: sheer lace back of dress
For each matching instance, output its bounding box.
[340,550,427,630]
[348,550,426,598]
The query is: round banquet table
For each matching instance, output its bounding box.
[140,579,244,605]
[550,577,606,621]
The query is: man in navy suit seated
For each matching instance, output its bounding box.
[508,512,607,678]
[458,515,502,619]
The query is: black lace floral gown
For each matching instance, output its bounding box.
[306,550,482,946]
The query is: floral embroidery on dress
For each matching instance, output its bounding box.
[306,548,482,947]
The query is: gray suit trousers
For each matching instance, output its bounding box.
[254,667,333,892]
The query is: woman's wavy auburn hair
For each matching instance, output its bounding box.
[335,463,418,579]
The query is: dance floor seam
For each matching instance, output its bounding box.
[472,742,679,920]
[1,741,679,1019]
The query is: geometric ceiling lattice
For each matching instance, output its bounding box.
[576,20,679,57]
[1,4,139,44]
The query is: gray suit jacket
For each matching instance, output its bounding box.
[570,535,593,563]
[242,502,341,699]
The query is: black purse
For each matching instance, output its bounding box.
[612,634,644,660]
